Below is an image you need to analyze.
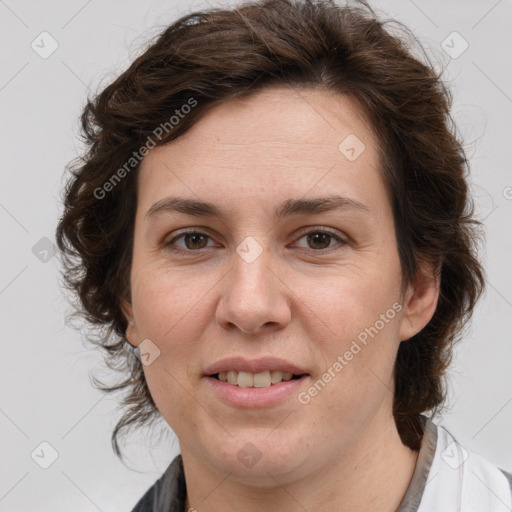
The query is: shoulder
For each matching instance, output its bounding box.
[419,417,512,512]
[129,454,186,512]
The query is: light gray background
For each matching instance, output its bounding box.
[1,0,511,510]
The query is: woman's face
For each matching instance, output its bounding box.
[123,86,437,484]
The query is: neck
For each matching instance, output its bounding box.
[182,412,419,512]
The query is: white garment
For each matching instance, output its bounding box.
[398,415,512,512]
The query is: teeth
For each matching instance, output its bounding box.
[237,371,254,388]
[270,370,283,383]
[253,371,271,388]
[215,369,300,388]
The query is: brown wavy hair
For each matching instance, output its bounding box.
[55,0,485,459]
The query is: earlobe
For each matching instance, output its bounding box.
[120,299,139,347]
[399,260,441,342]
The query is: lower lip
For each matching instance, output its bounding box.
[204,375,309,408]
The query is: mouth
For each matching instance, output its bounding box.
[203,357,310,406]
[211,370,306,388]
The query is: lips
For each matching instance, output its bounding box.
[203,356,308,377]
[202,357,310,406]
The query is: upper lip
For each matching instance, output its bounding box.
[204,357,308,376]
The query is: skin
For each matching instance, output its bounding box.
[122,85,440,512]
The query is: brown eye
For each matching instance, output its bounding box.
[183,233,209,250]
[166,231,214,252]
[293,229,347,252]
[307,232,332,250]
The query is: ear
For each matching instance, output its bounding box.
[399,260,441,342]
[120,298,140,348]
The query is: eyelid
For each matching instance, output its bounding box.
[164,226,348,254]
[289,226,347,250]
[165,228,219,251]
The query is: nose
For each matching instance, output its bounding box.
[215,247,292,334]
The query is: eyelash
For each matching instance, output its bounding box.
[164,227,347,255]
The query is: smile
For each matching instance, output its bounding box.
[203,356,310,407]
[215,370,302,388]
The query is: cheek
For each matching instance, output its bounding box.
[302,281,401,433]
[301,257,402,391]
[132,264,214,338]
[129,269,214,398]
[306,259,401,341]
[133,269,210,420]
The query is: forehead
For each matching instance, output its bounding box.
[137,86,386,215]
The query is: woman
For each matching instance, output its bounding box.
[55,0,512,510]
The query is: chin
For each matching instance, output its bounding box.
[205,430,317,486]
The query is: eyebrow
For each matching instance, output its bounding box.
[145,195,370,222]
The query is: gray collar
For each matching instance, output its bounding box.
[396,414,438,512]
